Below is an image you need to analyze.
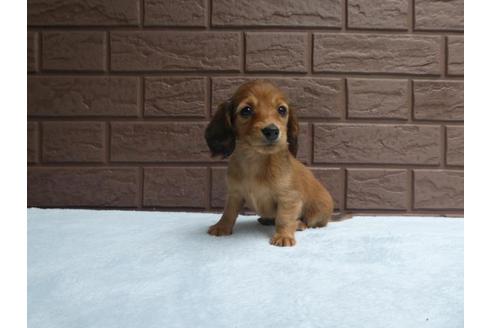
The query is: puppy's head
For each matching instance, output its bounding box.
[205,80,299,158]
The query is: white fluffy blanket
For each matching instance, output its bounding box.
[28,209,463,328]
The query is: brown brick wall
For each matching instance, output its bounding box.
[27,0,464,216]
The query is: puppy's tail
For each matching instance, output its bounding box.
[257,217,275,226]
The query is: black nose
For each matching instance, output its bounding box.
[261,124,280,141]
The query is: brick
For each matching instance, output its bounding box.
[144,77,206,117]
[347,169,407,210]
[28,77,139,117]
[314,124,440,164]
[414,81,463,121]
[211,167,227,208]
[448,36,464,76]
[42,122,105,162]
[27,32,38,72]
[42,32,106,71]
[111,122,210,162]
[28,168,138,207]
[347,0,407,30]
[415,0,463,31]
[212,77,343,118]
[28,0,139,26]
[313,34,440,75]
[27,122,38,163]
[143,167,207,208]
[414,170,463,209]
[347,79,408,119]
[246,33,307,72]
[110,32,240,71]
[212,0,341,27]
[446,126,464,166]
[311,168,344,210]
[145,0,206,26]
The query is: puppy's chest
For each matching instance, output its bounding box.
[240,180,277,218]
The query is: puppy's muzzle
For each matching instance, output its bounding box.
[261,124,280,143]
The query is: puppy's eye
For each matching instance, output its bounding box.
[277,106,287,116]
[239,106,253,118]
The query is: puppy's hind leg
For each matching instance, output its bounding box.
[296,220,308,231]
[303,202,333,229]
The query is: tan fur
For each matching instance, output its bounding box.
[205,80,334,247]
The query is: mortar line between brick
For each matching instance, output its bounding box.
[205,77,211,119]
[105,122,110,164]
[440,36,446,78]
[407,80,413,123]
[105,31,110,73]
[38,31,43,72]
[342,0,347,31]
[342,78,348,121]
[33,71,465,80]
[443,36,448,77]
[27,26,463,34]
[139,76,144,118]
[408,0,415,32]
[36,121,41,163]
[26,116,464,125]
[442,125,447,168]
[342,168,348,211]
[409,169,415,211]
[207,0,212,29]
[39,122,44,163]
[410,80,415,121]
[444,164,464,170]
[31,162,458,169]
[442,125,449,168]
[140,0,144,28]
[406,168,412,212]
[307,32,313,75]
[138,167,144,209]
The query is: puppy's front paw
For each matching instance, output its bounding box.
[208,223,233,236]
[270,234,296,247]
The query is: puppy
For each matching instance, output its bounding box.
[205,80,333,247]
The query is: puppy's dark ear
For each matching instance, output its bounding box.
[205,100,235,158]
[287,107,299,157]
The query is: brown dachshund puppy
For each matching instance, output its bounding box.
[205,80,333,247]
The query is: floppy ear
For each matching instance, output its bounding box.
[287,107,299,157]
[205,100,236,158]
